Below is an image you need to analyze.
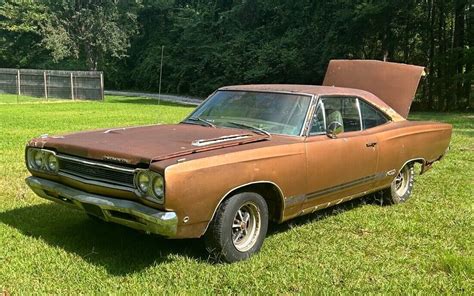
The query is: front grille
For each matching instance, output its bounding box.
[58,156,135,189]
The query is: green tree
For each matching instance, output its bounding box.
[0,0,141,70]
[1,0,472,110]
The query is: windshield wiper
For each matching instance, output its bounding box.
[227,121,271,137]
[184,117,216,128]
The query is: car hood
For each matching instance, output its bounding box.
[28,124,271,166]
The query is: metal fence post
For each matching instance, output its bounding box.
[1,68,103,101]
[17,69,21,96]
[70,72,74,100]
[100,72,104,101]
[44,71,48,101]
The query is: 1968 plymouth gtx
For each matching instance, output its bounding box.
[25,60,452,262]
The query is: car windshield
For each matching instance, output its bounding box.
[184,90,312,136]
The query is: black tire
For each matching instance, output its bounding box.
[382,163,415,204]
[204,192,269,263]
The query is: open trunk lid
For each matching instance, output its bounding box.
[323,59,425,118]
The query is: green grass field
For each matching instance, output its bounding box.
[0,93,71,104]
[0,96,472,294]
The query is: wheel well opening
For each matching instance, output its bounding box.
[230,183,284,223]
[410,159,425,165]
[406,158,425,174]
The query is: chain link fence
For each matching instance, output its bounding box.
[0,68,104,103]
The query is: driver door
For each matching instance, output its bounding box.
[303,96,379,209]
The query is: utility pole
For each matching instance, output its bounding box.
[158,45,164,105]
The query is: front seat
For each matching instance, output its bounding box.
[326,110,344,133]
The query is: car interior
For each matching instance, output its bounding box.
[310,96,388,135]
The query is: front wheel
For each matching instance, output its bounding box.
[204,192,268,263]
[382,163,415,204]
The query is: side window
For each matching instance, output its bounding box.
[322,97,361,133]
[310,101,325,134]
[359,100,388,129]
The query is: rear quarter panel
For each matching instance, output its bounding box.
[374,120,452,187]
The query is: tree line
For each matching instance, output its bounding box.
[0,0,472,111]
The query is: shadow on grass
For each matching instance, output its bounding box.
[268,194,380,235]
[0,203,208,274]
[108,96,195,107]
[0,194,380,273]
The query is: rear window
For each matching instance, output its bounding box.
[359,100,388,129]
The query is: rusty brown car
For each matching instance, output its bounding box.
[25,60,452,262]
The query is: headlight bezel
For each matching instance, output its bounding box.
[26,148,58,174]
[46,153,59,172]
[134,169,165,204]
[137,171,151,193]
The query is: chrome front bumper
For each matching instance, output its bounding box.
[26,176,178,237]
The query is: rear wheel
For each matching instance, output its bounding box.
[383,163,415,204]
[204,192,268,263]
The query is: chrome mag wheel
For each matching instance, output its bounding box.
[204,192,268,262]
[382,163,415,205]
[232,202,261,252]
[395,166,410,196]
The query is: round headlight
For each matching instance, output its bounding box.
[152,175,164,199]
[137,172,150,193]
[46,154,58,172]
[29,149,44,169]
[34,152,43,167]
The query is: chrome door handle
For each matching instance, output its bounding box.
[366,142,377,148]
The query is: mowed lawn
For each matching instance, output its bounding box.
[0,95,472,294]
[0,93,70,104]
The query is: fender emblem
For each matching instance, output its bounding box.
[387,169,396,176]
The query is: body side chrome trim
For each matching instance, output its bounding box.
[300,183,391,215]
[306,172,386,200]
[284,194,306,207]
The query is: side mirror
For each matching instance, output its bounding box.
[326,121,343,139]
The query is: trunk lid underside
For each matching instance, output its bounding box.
[323,59,425,118]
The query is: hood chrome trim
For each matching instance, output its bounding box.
[191,134,252,147]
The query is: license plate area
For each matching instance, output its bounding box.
[82,203,105,219]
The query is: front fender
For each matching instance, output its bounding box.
[161,144,306,238]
